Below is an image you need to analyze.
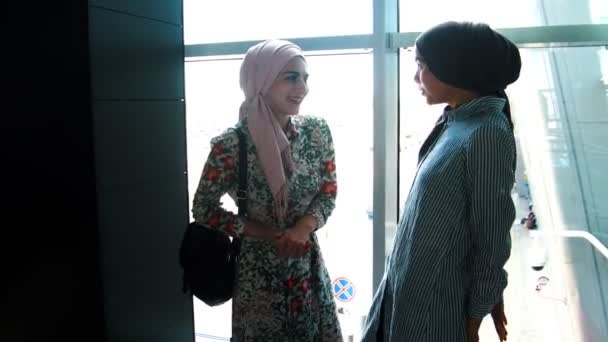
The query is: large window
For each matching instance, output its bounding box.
[184,0,372,44]
[398,45,608,342]
[507,47,608,342]
[185,52,374,341]
[184,0,608,340]
[399,0,608,31]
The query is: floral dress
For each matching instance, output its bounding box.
[192,115,343,342]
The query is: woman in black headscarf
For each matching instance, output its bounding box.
[362,22,521,342]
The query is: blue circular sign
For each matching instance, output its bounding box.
[332,277,355,302]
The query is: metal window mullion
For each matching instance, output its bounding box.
[389,24,608,49]
[184,34,374,58]
[372,0,399,293]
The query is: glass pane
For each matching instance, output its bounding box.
[183,0,372,44]
[185,52,374,341]
[399,45,608,341]
[185,58,242,340]
[399,0,608,32]
[396,49,444,249]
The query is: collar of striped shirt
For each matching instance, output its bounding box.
[443,96,506,123]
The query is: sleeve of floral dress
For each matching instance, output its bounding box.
[192,130,245,238]
[306,118,337,230]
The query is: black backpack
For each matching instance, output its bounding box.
[179,128,247,306]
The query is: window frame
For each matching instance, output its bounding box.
[184,0,608,291]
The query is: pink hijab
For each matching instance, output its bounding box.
[238,40,305,224]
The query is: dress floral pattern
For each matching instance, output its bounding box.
[192,115,342,342]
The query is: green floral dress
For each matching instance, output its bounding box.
[192,115,342,342]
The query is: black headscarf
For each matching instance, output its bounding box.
[415,21,521,129]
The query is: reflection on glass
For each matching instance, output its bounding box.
[183,0,372,44]
[185,53,374,341]
[398,45,608,341]
[399,0,608,32]
[511,46,608,342]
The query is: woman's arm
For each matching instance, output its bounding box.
[465,124,516,320]
[304,117,338,230]
[192,132,245,238]
[277,118,337,257]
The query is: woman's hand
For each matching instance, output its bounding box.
[465,318,482,342]
[273,216,317,258]
[491,302,508,341]
[466,302,508,342]
[243,220,277,240]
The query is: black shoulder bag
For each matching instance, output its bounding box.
[179,128,247,307]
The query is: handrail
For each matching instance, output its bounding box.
[539,230,608,260]
[558,230,608,260]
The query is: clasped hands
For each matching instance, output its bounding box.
[244,216,316,258]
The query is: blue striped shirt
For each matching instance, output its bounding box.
[362,96,516,342]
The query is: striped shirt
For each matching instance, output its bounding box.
[362,96,516,342]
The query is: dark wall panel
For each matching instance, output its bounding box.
[90,0,183,25]
[4,1,104,342]
[97,173,190,342]
[93,101,187,188]
[89,8,184,100]
[88,0,193,340]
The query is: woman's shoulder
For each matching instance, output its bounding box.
[477,110,512,135]
[292,114,330,131]
[460,99,512,134]
[209,124,242,150]
[464,113,515,152]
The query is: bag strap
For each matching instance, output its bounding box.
[235,128,248,217]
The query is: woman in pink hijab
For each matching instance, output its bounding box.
[192,40,342,341]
